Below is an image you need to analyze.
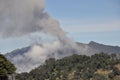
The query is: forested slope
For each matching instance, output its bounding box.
[16,53,120,80]
[0,54,16,80]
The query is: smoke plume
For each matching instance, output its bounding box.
[0,0,65,38]
[2,0,81,72]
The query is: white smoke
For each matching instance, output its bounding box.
[1,0,81,73]
[12,41,61,72]
[0,0,65,38]
[10,40,79,72]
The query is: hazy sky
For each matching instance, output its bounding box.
[46,0,120,44]
[0,0,120,53]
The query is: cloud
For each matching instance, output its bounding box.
[0,0,65,38]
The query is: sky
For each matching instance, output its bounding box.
[0,0,120,53]
[46,0,120,44]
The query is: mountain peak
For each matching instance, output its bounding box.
[88,41,99,45]
[89,41,96,44]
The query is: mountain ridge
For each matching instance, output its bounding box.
[77,41,120,55]
[5,41,120,72]
[6,41,120,57]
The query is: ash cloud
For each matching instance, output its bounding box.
[2,0,81,72]
[0,0,65,38]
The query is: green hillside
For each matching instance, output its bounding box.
[16,52,120,80]
[0,54,16,80]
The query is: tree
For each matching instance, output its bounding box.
[0,54,16,80]
[93,74,106,80]
[113,67,120,75]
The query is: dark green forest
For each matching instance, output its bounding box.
[0,54,16,80]
[16,52,120,80]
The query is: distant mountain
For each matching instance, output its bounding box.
[5,46,31,61]
[77,41,120,55]
[88,41,120,53]
[6,41,120,58]
[5,41,120,72]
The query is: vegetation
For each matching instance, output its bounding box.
[15,52,120,80]
[0,53,16,80]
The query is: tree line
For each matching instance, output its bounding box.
[15,52,120,80]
